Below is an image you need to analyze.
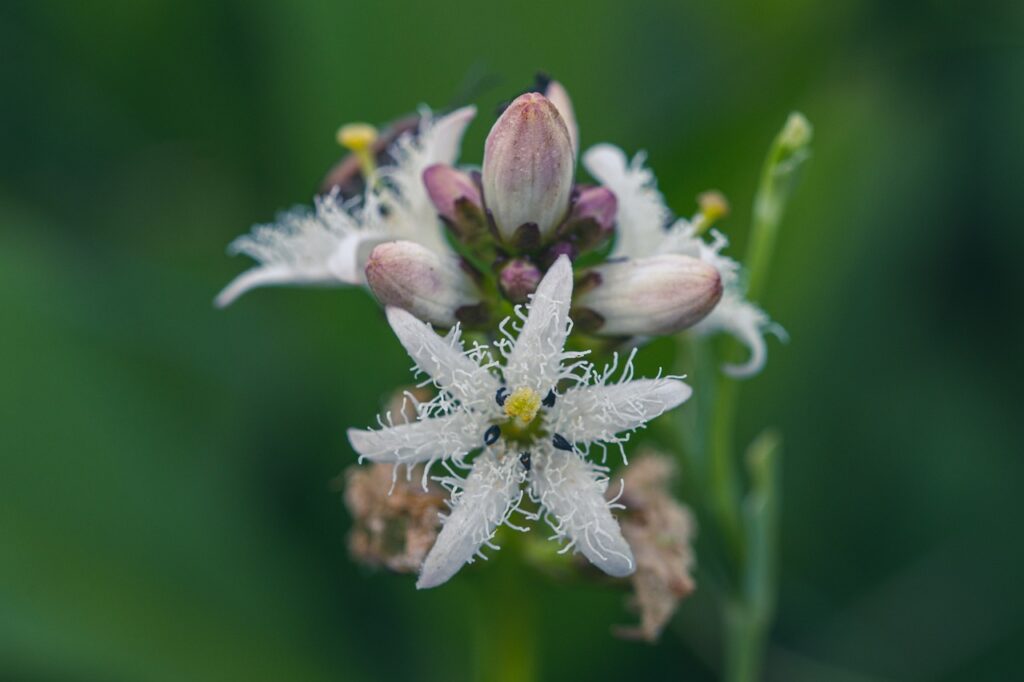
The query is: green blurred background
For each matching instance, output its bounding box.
[2,0,1022,680]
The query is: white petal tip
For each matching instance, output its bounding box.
[414,573,445,590]
[415,555,460,590]
[587,545,635,578]
[384,305,420,328]
[663,380,693,409]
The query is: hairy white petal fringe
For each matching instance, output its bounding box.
[417,450,525,589]
[531,449,635,578]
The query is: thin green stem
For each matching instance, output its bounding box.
[745,112,813,303]
[712,113,810,682]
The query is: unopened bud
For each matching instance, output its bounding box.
[499,258,542,303]
[574,255,722,336]
[482,92,574,245]
[365,241,480,327]
[779,112,812,153]
[543,80,578,156]
[561,186,617,250]
[422,164,486,242]
[423,164,481,219]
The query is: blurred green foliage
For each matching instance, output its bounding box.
[1,1,1022,680]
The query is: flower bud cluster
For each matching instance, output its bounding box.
[362,80,722,338]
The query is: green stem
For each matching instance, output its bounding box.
[745,112,813,303]
[709,369,745,570]
[471,545,537,682]
[713,113,810,681]
[723,599,769,682]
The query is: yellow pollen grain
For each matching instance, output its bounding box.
[504,386,542,425]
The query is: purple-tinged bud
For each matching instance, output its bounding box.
[543,80,579,156]
[482,92,574,245]
[541,241,578,268]
[498,259,542,303]
[423,164,487,243]
[573,255,723,336]
[365,241,480,327]
[560,185,617,250]
[573,186,617,228]
[423,163,482,222]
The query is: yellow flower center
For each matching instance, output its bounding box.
[504,386,542,425]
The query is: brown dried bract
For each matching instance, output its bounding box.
[611,452,697,643]
[343,462,446,574]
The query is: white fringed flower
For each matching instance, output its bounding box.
[215,106,477,307]
[583,143,782,377]
[346,256,691,588]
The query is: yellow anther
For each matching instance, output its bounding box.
[693,190,730,235]
[504,386,542,425]
[336,122,378,152]
[336,122,379,185]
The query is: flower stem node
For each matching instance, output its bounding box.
[482,92,575,246]
[574,255,723,336]
[365,240,481,328]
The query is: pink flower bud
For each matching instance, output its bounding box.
[482,92,574,244]
[422,163,482,224]
[574,255,723,336]
[498,258,543,303]
[365,241,480,327]
[561,185,617,250]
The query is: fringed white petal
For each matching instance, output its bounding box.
[216,204,361,307]
[417,451,525,589]
[531,449,635,577]
[502,255,575,393]
[553,378,691,446]
[582,144,670,260]
[377,106,477,257]
[385,307,499,405]
[692,295,782,379]
[346,411,481,465]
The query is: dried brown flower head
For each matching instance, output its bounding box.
[611,452,697,642]
[343,462,447,574]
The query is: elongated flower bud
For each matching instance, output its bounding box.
[574,255,722,336]
[365,241,480,327]
[482,92,574,245]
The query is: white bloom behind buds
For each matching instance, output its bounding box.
[575,255,722,336]
[482,92,575,245]
[365,241,479,327]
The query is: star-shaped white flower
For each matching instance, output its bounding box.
[215,106,477,307]
[346,256,691,589]
[583,143,783,377]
